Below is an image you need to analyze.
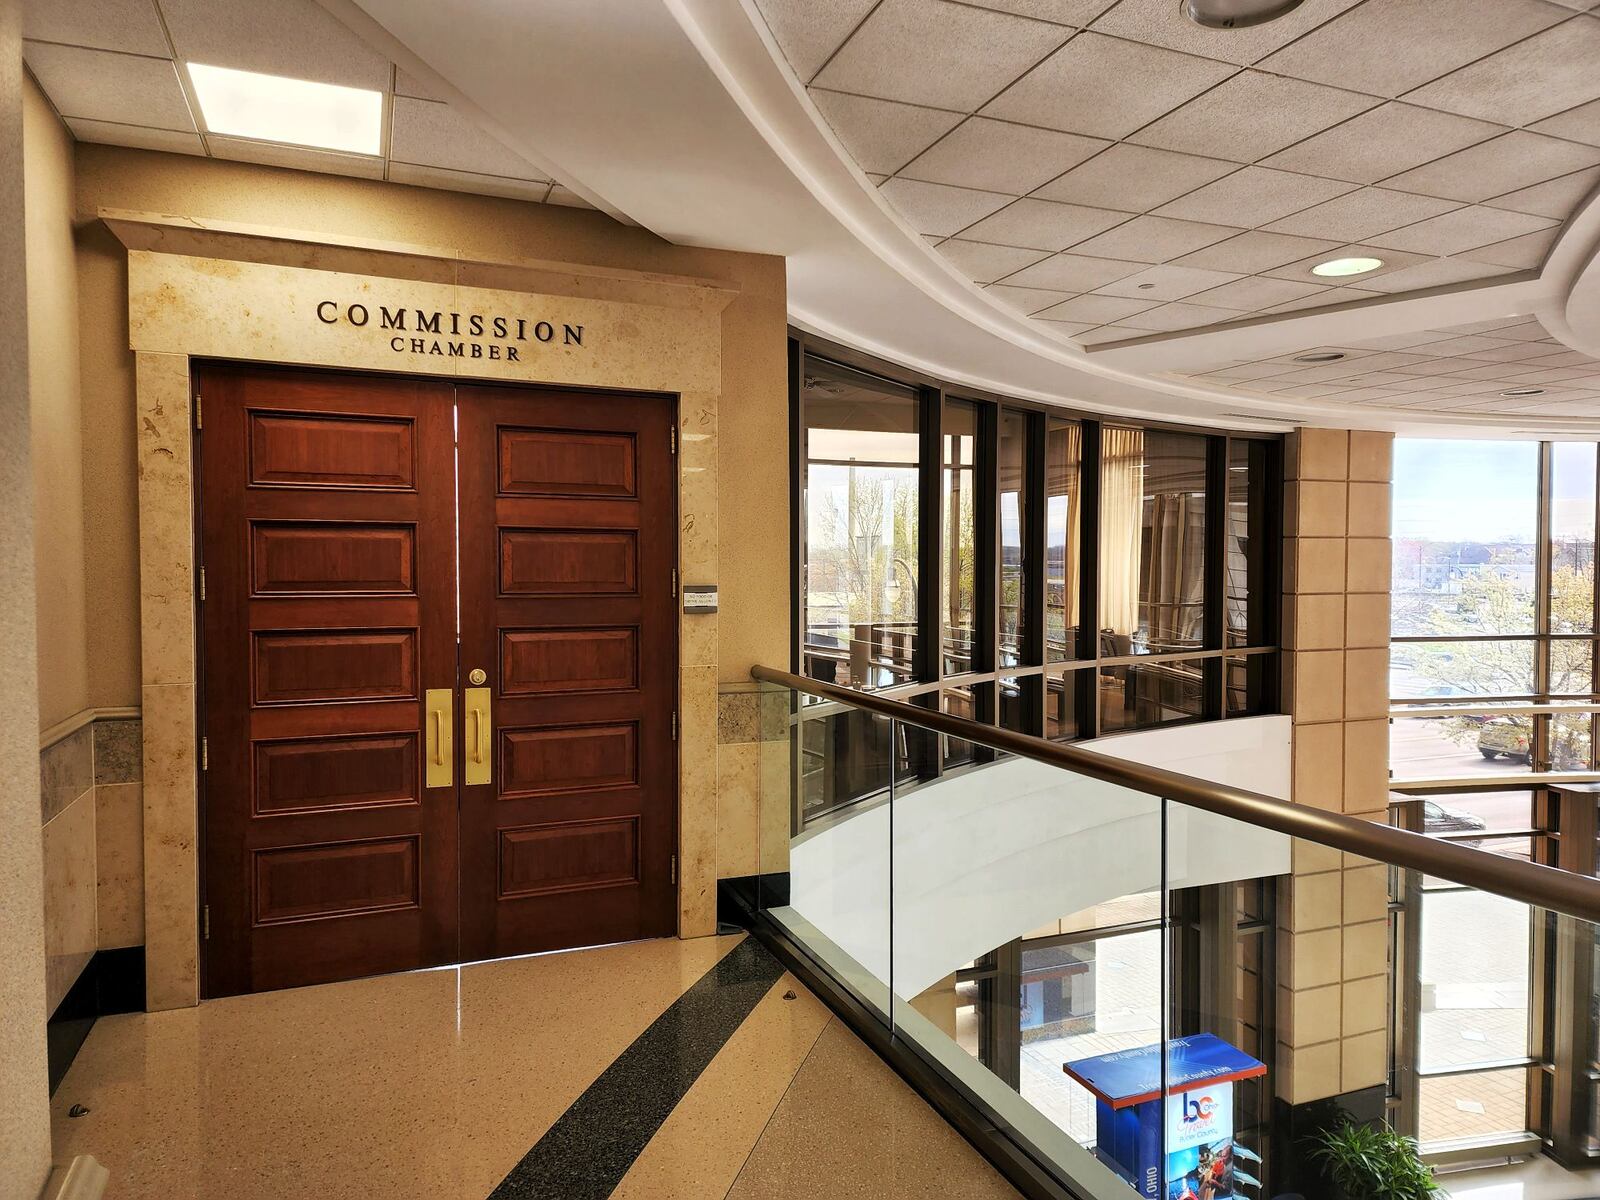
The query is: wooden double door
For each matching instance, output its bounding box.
[198,364,678,998]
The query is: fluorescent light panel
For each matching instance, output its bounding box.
[188,63,383,156]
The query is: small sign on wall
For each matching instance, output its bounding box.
[683,584,718,614]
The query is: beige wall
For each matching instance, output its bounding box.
[2,0,55,1192]
[73,145,791,708]
[1278,428,1394,1106]
[24,73,87,731]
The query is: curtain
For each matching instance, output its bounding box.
[1099,427,1144,639]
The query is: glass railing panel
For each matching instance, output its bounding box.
[755,683,894,1021]
[885,714,1170,1198]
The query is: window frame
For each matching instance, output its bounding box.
[789,328,1284,746]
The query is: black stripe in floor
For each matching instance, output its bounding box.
[487,936,787,1200]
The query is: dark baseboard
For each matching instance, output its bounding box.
[47,946,146,1094]
[718,877,1084,1200]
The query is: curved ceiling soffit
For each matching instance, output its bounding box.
[670,0,1600,432]
[1550,180,1600,362]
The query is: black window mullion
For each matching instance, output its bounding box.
[1203,435,1228,721]
[918,387,943,689]
[1079,420,1102,739]
[1025,410,1047,736]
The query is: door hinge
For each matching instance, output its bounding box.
[201,737,208,771]
[670,855,677,885]
[672,567,678,599]
[671,711,678,740]
[199,566,206,601]
[194,393,201,431]
[203,904,211,940]
[670,425,677,454]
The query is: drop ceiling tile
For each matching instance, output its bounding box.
[1381,131,1600,203]
[1034,294,1158,323]
[23,42,193,130]
[1456,340,1572,364]
[1086,0,1364,66]
[1066,213,1242,263]
[1263,188,1458,242]
[1371,206,1556,256]
[1094,264,1242,302]
[1261,103,1506,186]
[206,135,386,180]
[959,197,1131,250]
[1000,252,1144,290]
[811,0,1068,111]
[1484,167,1600,219]
[1456,227,1561,269]
[981,31,1235,140]
[23,0,170,56]
[809,90,964,176]
[1031,144,1238,211]
[901,117,1108,193]
[158,0,391,92]
[1490,321,1558,342]
[1204,361,1302,382]
[1171,230,1341,273]
[63,117,205,156]
[963,0,1117,22]
[1257,0,1563,98]
[1404,16,1600,127]
[1504,366,1600,385]
[751,0,878,81]
[1154,165,1355,227]
[1129,71,1378,162]
[936,239,1052,283]
[1354,257,1515,293]
[1118,301,1241,332]
[985,283,1079,314]
[1262,287,1386,313]
[1533,98,1600,148]
[1189,276,1327,311]
[387,163,551,203]
[390,97,544,180]
[1035,320,1098,338]
[879,177,1015,235]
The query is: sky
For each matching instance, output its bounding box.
[1391,440,1596,543]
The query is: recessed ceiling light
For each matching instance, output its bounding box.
[1293,352,1346,363]
[1183,0,1305,28]
[1311,256,1384,278]
[1499,388,1546,398]
[187,63,383,156]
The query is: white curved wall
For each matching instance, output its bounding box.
[785,715,1291,999]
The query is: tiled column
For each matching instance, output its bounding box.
[1278,428,1394,1110]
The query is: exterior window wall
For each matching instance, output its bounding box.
[1389,438,1600,1159]
[794,333,1282,747]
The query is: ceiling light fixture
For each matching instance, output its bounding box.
[1499,387,1546,398]
[1293,352,1346,363]
[187,63,383,156]
[1183,0,1305,28]
[1311,256,1384,278]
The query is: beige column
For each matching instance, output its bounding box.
[1278,428,1394,1105]
[0,0,54,1192]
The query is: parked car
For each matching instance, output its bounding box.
[1421,799,1488,844]
[1477,717,1532,763]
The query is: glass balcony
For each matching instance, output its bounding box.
[738,668,1600,1199]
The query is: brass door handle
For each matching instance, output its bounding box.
[465,686,491,786]
[425,688,453,788]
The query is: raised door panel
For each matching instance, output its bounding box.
[499,627,639,695]
[499,529,637,595]
[498,818,639,899]
[499,723,639,799]
[253,836,420,924]
[498,427,636,497]
[249,410,416,490]
[252,629,418,705]
[253,733,419,816]
[251,522,416,595]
